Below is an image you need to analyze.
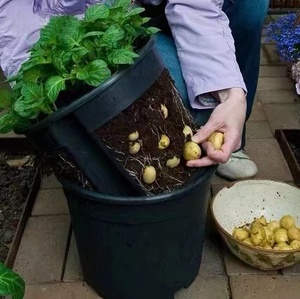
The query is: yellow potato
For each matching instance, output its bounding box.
[274,228,289,243]
[290,240,300,249]
[183,142,201,161]
[288,226,300,242]
[266,220,280,233]
[251,225,266,246]
[207,132,224,150]
[280,215,295,230]
[128,131,139,141]
[166,156,181,168]
[252,216,268,228]
[129,141,141,154]
[142,165,156,184]
[263,226,275,247]
[158,134,170,150]
[233,227,249,241]
[160,104,168,119]
[182,125,193,141]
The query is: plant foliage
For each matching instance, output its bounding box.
[0,0,159,133]
[0,262,25,299]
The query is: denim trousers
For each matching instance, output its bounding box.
[155,0,269,149]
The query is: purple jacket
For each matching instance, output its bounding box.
[0,0,246,108]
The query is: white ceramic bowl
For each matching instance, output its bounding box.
[211,180,300,270]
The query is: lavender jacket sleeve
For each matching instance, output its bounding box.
[0,0,100,77]
[165,0,247,108]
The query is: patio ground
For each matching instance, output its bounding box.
[2,14,300,299]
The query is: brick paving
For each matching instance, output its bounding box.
[2,14,300,299]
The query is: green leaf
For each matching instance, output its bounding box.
[76,60,111,86]
[0,89,13,109]
[114,0,131,8]
[0,262,25,299]
[22,66,44,83]
[52,56,68,74]
[45,76,66,103]
[102,25,125,47]
[39,16,80,46]
[108,6,124,20]
[21,82,44,102]
[125,7,145,17]
[108,49,139,65]
[85,5,110,22]
[57,30,83,50]
[83,31,104,38]
[14,98,43,118]
[146,27,161,35]
[83,39,97,51]
[141,17,151,24]
[72,47,90,63]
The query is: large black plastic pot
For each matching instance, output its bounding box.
[16,37,164,196]
[62,165,216,299]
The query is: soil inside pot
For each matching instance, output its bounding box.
[43,69,204,195]
[96,69,200,195]
[0,153,35,262]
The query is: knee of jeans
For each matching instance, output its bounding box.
[234,0,269,30]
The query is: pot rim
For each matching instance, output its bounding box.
[62,165,217,205]
[16,36,156,134]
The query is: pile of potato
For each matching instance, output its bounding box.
[232,215,300,250]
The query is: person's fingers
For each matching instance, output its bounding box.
[186,155,219,167]
[192,119,221,144]
[202,141,231,164]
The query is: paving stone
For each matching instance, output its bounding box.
[257,77,294,91]
[175,275,230,299]
[245,138,293,182]
[24,282,102,298]
[230,275,300,299]
[248,101,267,122]
[246,121,273,139]
[40,174,62,189]
[264,104,300,133]
[13,215,70,284]
[260,48,269,65]
[211,183,230,198]
[32,189,69,216]
[259,66,288,77]
[282,262,300,276]
[63,233,83,282]
[199,234,225,276]
[256,89,299,104]
[223,248,277,276]
[263,44,282,65]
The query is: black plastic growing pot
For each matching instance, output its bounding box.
[16,37,164,196]
[62,165,216,299]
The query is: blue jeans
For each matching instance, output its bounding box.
[155,0,269,149]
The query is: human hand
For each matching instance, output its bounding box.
[186,88,246,167]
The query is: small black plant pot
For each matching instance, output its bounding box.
[16,37,164,196]
[62,165,216,299]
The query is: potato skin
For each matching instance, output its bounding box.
[142,166,156,184]
[280,215,295,230]
[250,224,266,246]
[207,132,224,150]
[233,227,249,241]
[183,142,201,161]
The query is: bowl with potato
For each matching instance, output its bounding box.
[211,180,300,270]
